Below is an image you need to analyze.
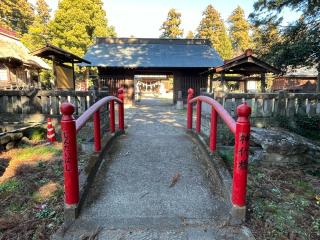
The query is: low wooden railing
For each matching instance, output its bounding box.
[0,90,109,116]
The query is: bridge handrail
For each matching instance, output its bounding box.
[186,88,251,209]
[60,88,125,206]
[189,96,236,134]
[76,96,122,132]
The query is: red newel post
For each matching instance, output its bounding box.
[209,107,217,152]
[118,88,125,131]
[109,100,115,133]
[232,102,251,207]
[196,98,202,133]
[187,88,194,129]
[60,103,79,206]
[94,110,101,152]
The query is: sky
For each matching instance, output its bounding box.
[29,0,298,38]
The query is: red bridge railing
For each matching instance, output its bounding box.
[60,88,125,206]
[187,88,251,208]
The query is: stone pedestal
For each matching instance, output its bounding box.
[176,90,184,110]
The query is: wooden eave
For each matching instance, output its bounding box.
[205,52,281,76]
[32,44,91,64]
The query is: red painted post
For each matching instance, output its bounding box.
[109,100,115,133]
[196,98,202,133]
[94,110,101,152]
[209,107,217,152]
[60,103,79,206]
[118,88,125,131]
[187,88,194,129]
[232,102,251,207]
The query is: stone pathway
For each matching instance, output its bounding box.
[60,98,252,239]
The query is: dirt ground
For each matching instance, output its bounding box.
[219,148,320,240]
[246,163,320,240]
[0,143,64,240]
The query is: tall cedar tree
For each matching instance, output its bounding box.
[49,0,116,57]
[228,6,251,55]
[250,0,320,88]
[0,0,34,34]
[160,9,183,38]
[197,5,233,59]
[250,23,282,63]
[186,31,194,39]
[21,0,51,51]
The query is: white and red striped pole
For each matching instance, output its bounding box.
[47,118,57,142]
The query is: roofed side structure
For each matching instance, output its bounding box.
[32,44,90,64]
[0,27,49,89]
[209,49,281,75]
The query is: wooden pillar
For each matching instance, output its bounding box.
[209,73,213,93]
[261,73,266,93]
[173,71,181,103]
[221,72,226,91]
[52,56,57,89]
[72,61,75,90]
[244,80,248,93]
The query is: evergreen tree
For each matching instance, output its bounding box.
[250,0,319,68]
[250,23,282,61]
[228,6,250,54]
[186,31,194,39]
[48,0,116,57]
[160,9,183,38]
[197,5,233,59]
[0,0,34,34]
[21,0,51,51]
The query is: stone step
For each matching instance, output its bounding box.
[58,217,252,240]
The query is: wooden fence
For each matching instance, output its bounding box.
[0,90,109,117]
[202,91,320,118]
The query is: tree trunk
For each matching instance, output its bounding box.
[317,64,320,93]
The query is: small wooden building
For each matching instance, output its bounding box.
[0,27,49,89]
[272,66,318,93]
[32,44,91,90]
[207,49,281,93]
[81,38,223,103]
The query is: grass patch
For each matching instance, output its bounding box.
[0,178,22,193]
[0,143,64,239]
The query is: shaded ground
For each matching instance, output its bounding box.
[0,142,64,240]
[219,148,320,240]
[61,100,251,239]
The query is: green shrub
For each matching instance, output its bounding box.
[275,114,320,141]
[24,127,46,141]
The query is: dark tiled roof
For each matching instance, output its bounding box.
[80,38,223,68]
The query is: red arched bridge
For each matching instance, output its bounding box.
[57,88,252,239]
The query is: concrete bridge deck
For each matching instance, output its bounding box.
[60,98,252,239]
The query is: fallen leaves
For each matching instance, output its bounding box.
[169,172,181,188]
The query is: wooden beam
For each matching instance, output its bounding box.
[261,73,266,93]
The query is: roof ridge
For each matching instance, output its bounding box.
[95,37,211,46]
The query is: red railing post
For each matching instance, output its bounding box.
[209,107,217,152]
[94,110,101,151]
[187,88,194,129]
[232,102,251,207]
[196,98,202,133]
[109,100,115,133]
[60,103,79,206]
[118,88,125,132]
